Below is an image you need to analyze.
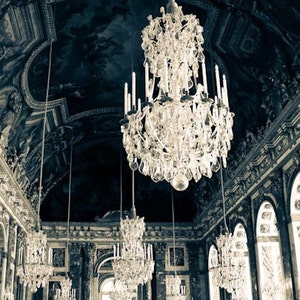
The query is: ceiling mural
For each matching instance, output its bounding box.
[0,0,299,223]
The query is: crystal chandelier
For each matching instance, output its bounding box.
[55,140,76,300]
[166,275,186,300]
[166,189,186,300]
[121,0,234,191]
[210,232,245,294]
[110,280,136,300]
[16,230,54,293]
[112,214,154,287]
[16,36,54,293]
[112,171,154,287]
[209,163,244,294]
[54,276,76,300]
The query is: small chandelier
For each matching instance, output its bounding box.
[166,275,186,300]
[209,163,244,294]
[210,231,245,294]
[54,276,76,300]
[112,171,154,287]
[112,215,154,287]
[110,280,136,300]
[121,0,234,191]
[16,230,54,293]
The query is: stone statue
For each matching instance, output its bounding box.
[0,90,22,147]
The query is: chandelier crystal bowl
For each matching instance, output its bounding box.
[121,0,234,191]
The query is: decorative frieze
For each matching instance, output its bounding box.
[43,222,198,244]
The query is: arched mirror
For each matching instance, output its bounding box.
[256,200,286,299]
[208,245,220,300]
[289,172,300,299]
[232,223,252,299]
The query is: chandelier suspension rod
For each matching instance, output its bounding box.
[67,138,73,253]
[220,159,228,233]
[119,148,123,222]
[171,188,177,276]
[131,170,136,218]
[37,37,53,229]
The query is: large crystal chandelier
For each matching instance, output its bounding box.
[209,163,244,294]
[121,0,234,191]
[16,230,53,292]
[166,189,186,300]
[112,171,154,287]
[16,34,54,293]
[54,276,76,300]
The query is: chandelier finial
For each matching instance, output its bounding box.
[167,0,179,13]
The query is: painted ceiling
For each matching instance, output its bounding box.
[0,0,299,223]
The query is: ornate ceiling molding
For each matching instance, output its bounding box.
[0,156,37,233]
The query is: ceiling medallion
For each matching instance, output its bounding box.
[121,0,234,191]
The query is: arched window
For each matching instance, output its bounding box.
[289,172,300,299]
[208,245,220,300]
[100,277,114,300]
[232,223,252,300]
[256,200,286,299]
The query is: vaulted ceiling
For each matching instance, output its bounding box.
[0,0,299,223]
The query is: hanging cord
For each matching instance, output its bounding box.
[131,170,136,218]
[66,139,73,261]
[171,188,177,276]
[37,0,57,230]
[37,40,53,230]
[119,148,123,222]
[220,159,228,233]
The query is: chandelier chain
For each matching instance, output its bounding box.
[220,161,228,233]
